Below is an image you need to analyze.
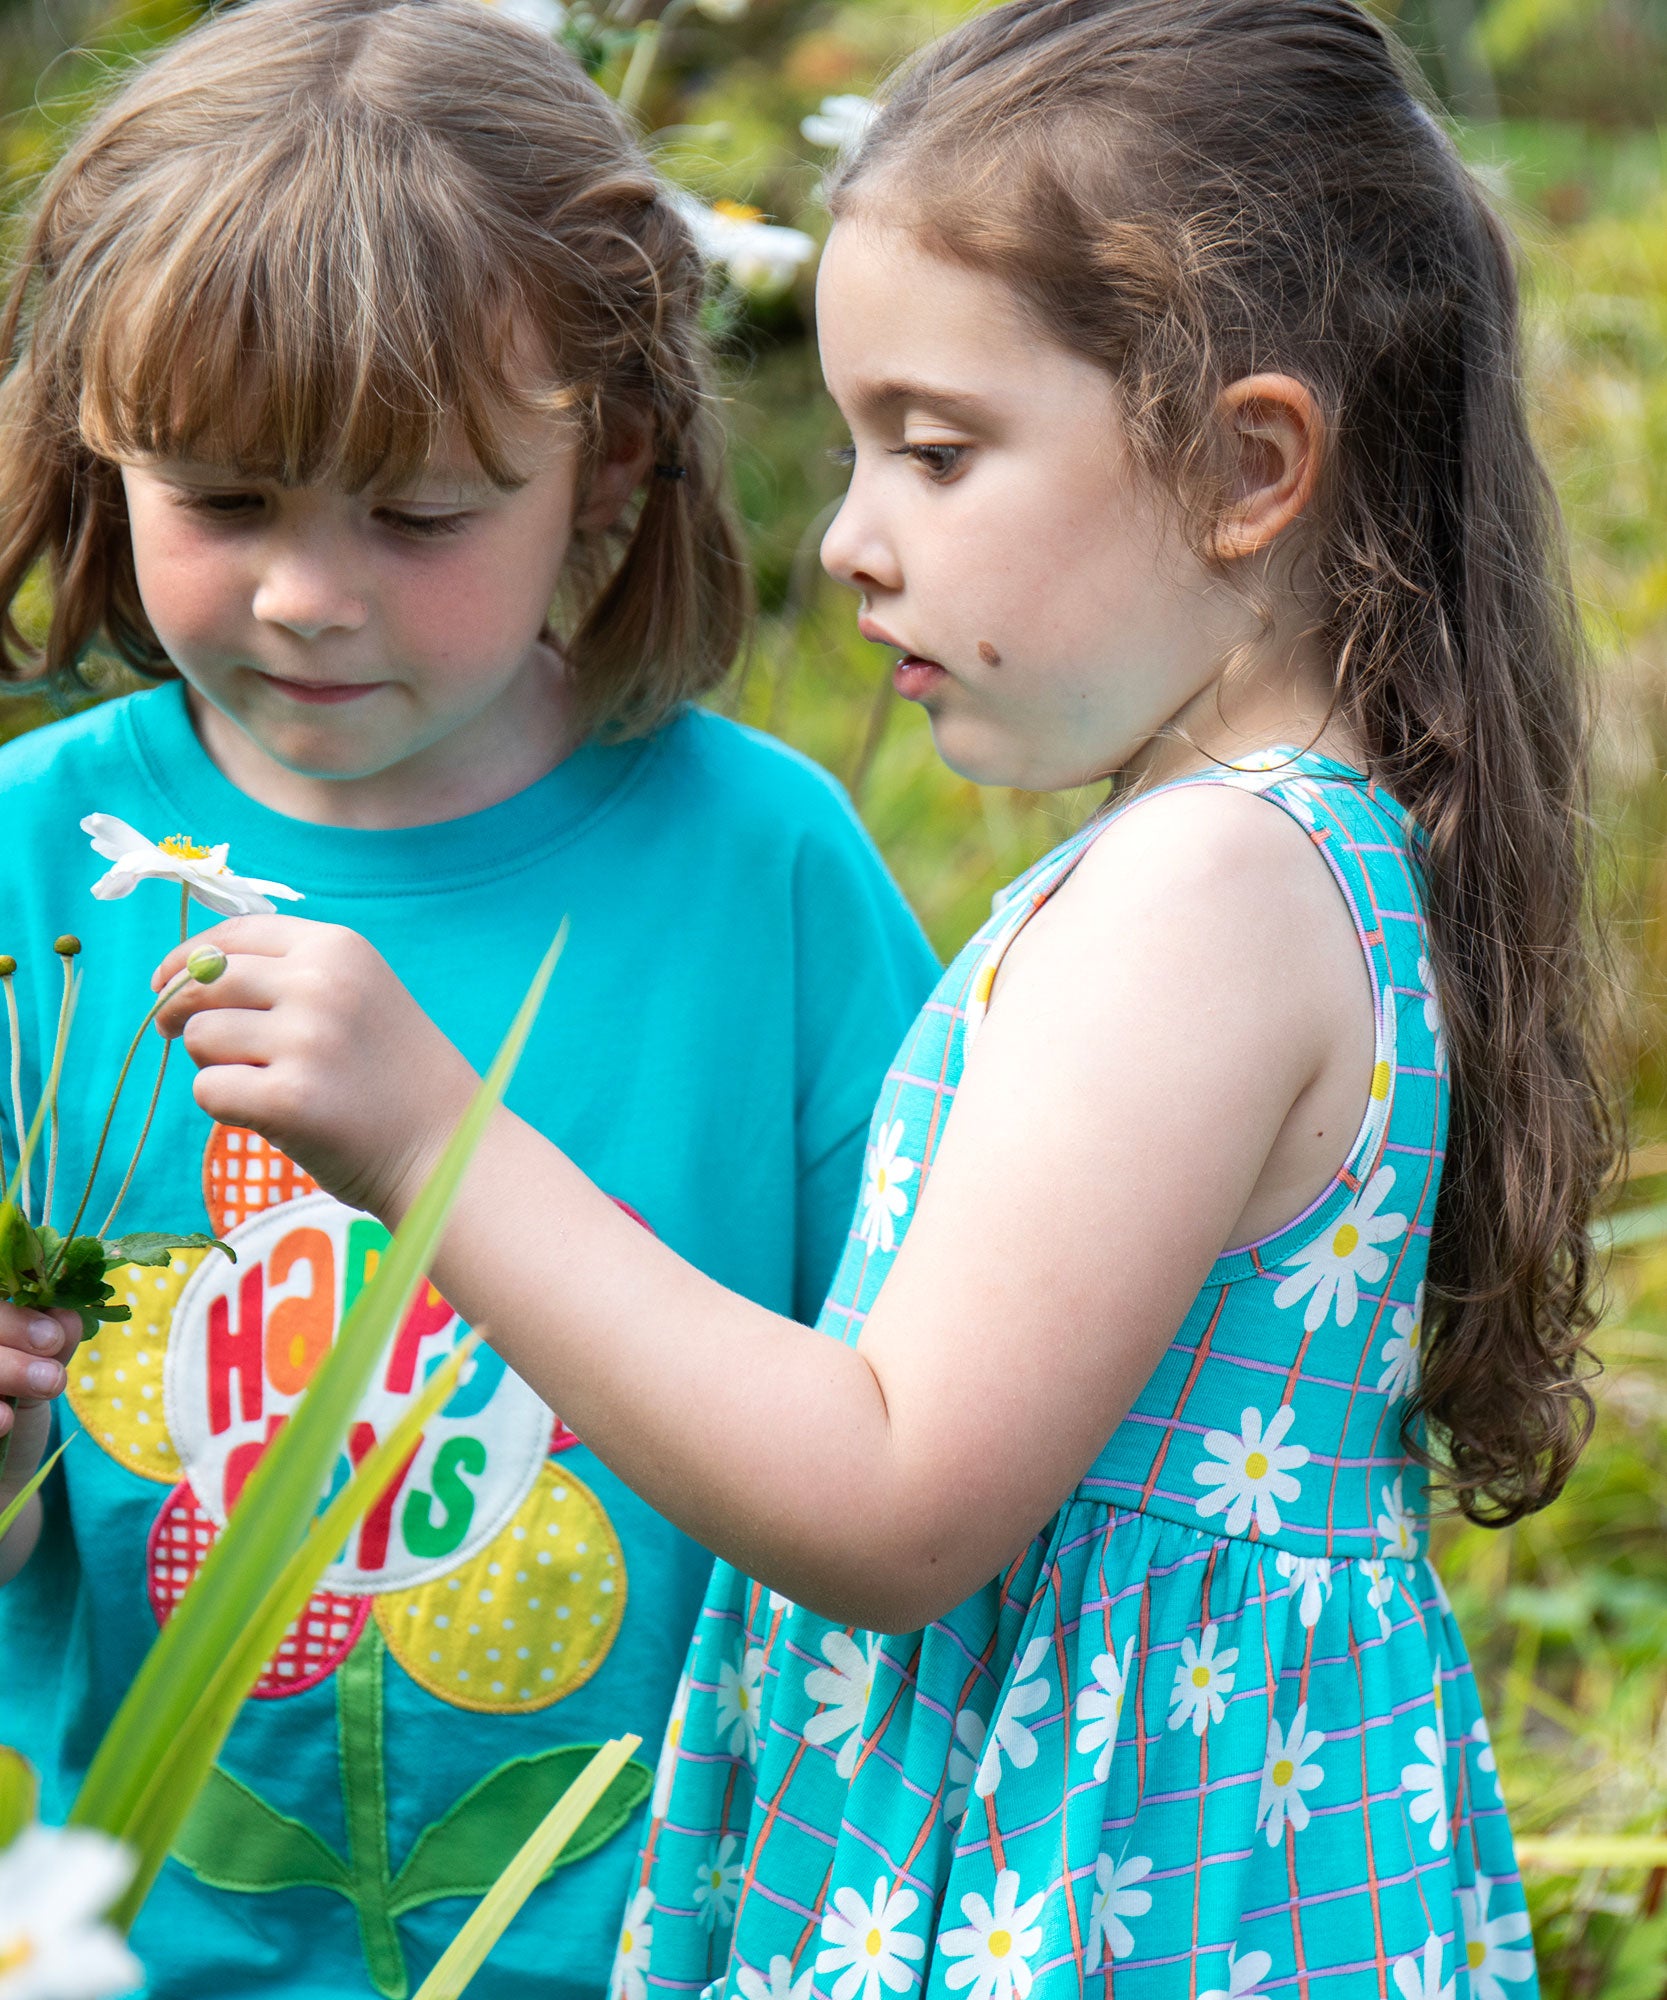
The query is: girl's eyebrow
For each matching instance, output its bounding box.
[849,379,994,427]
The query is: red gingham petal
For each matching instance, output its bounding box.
[145,1482,369,1698]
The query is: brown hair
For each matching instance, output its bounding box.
[833,0,1618,1523]
[0,0,748,735]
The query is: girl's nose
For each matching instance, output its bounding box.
[820,489,903,597]
[251,555,368,640]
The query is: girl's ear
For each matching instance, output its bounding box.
[576,416,654,533]
[1209,373,1323,561]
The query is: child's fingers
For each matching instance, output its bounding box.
[152,955,285,1040]
[151,913,313,993]
[179,1004,279,1072]
[0,1303,81,1413]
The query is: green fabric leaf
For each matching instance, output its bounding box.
[173,1767,352,1896]
[0,1745,39,1850]
[390,1748,651,1915]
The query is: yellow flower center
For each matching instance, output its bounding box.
[1371,1059,1390,1101]
[1244,1451,1269,1480]
[0,1939,34,1974]
[988,1929,1012,1958]
[1271,1757,1295,1787]
[1191,1665,1212,1688]
[621,1929,635,1955]
[738,1685,751,1711]
[709,1870,723,1889]
[865,1928,885,1957]
[876,1169,888,1192]
[714,199,765,224]
[1410,1321,1422,1351]
[1332,1222,1360,1257]
[160,833,214,860]
[1467,1942,1486,1970]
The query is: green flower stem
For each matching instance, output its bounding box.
[42,950,76,1228]
[96,889,190,1242]
[340,1625,410,2000]
[3,968,30,1224]
[60,972,191,1254]
[617,0,689,116]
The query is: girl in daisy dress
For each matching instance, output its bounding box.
[159,0,1615,1992]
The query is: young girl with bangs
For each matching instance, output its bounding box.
[0,4,936,1995]
[146,0,1612,1992]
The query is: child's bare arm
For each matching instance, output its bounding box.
[0,1305,81,1584]
[154,786,1370,1631]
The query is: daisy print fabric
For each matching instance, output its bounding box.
[622,756,1532,1997]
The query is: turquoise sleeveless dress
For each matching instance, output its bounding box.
[615,753,1534,2000]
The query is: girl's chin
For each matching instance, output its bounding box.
[926,714,1110,793]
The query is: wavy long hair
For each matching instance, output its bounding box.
[0,0,748,735]
[832,0,1619,1522]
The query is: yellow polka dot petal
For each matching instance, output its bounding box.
[66,1250,212,1482]
[375,1461,626,1713]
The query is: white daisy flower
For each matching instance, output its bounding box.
[1255,1703,1326,1845]
[1273,1166,1408,1332]
[715,1645,767,1763]
[816,1876,924,2000]
[1378,1284,1425,1398]
[945,1709,986,1828]
[1457,1874,1534,1999]
[693,0,748,19]
[1356,992,1398,1169]
[803,1630,880,1781]
[1075,1636,1135,1779]
[674,194,816,295]
[1400,1724,1449,1851]
[975,1637,1052,1799]
[1167,1622,1238,1737]
[1469,1715,1501,1800]
[938,1867,1045,2000]
[83,814,303,918]
[1200,1945,1274,2000]
[1192,1405,1309,1538]
[857,1119,917,1254]
[1417,953,1448,1075]
[1087,1851,1152,1968]
[1358,1558,1396,1635]
[0,1824,143,2000]
[1274,1552,1334,1630]
[1392,1935,1454,2000]
[737,1958,816,2000]
[651,1669,692,1818]
[800,94,875,151]
[692,1834,743,1932]
[1376,1473,1420,1561]
[610,1888,653,2000]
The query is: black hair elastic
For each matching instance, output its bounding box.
[653,462,687,481]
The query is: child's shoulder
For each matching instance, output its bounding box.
[647,707,876,849]
[0,688,150,821]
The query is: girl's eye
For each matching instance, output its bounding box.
[377,509,472,540]
[176,490,262,520]
[890,443,967,482]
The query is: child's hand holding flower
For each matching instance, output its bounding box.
[152,919,480,1225]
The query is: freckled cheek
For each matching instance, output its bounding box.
[129,527,251,666]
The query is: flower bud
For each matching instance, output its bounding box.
[187,946,228,985]
[54,935,81,958]
[0,956,13,978]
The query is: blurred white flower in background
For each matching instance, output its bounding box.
[480,0,568,32]
[801,94,874,151]
[693,0,749,20]
[0,1825,142,2000]
[675,194,816,293]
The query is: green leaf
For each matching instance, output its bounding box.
[0,1432,74,1543]
[101,1231,234,1269]
[70,924,567,1930]
[0,1745,38,1850]
[172,1767,351,1896]
[410,1736,641,2000]
[390,1748,652,1915]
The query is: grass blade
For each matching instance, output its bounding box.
[110,1339,479,1922]
[0,1431,73,1541]
[70,926,565,1854]
[411,1735,643,2000]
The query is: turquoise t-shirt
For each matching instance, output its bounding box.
[0,683,936,1999]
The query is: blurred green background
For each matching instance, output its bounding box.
[2,0,1665,1989]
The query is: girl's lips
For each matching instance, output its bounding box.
[892,655,947,701]
[256,671,386,705]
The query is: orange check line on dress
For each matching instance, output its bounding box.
[1138,1289,1228,1511]
[1188,1543,1222,1990]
